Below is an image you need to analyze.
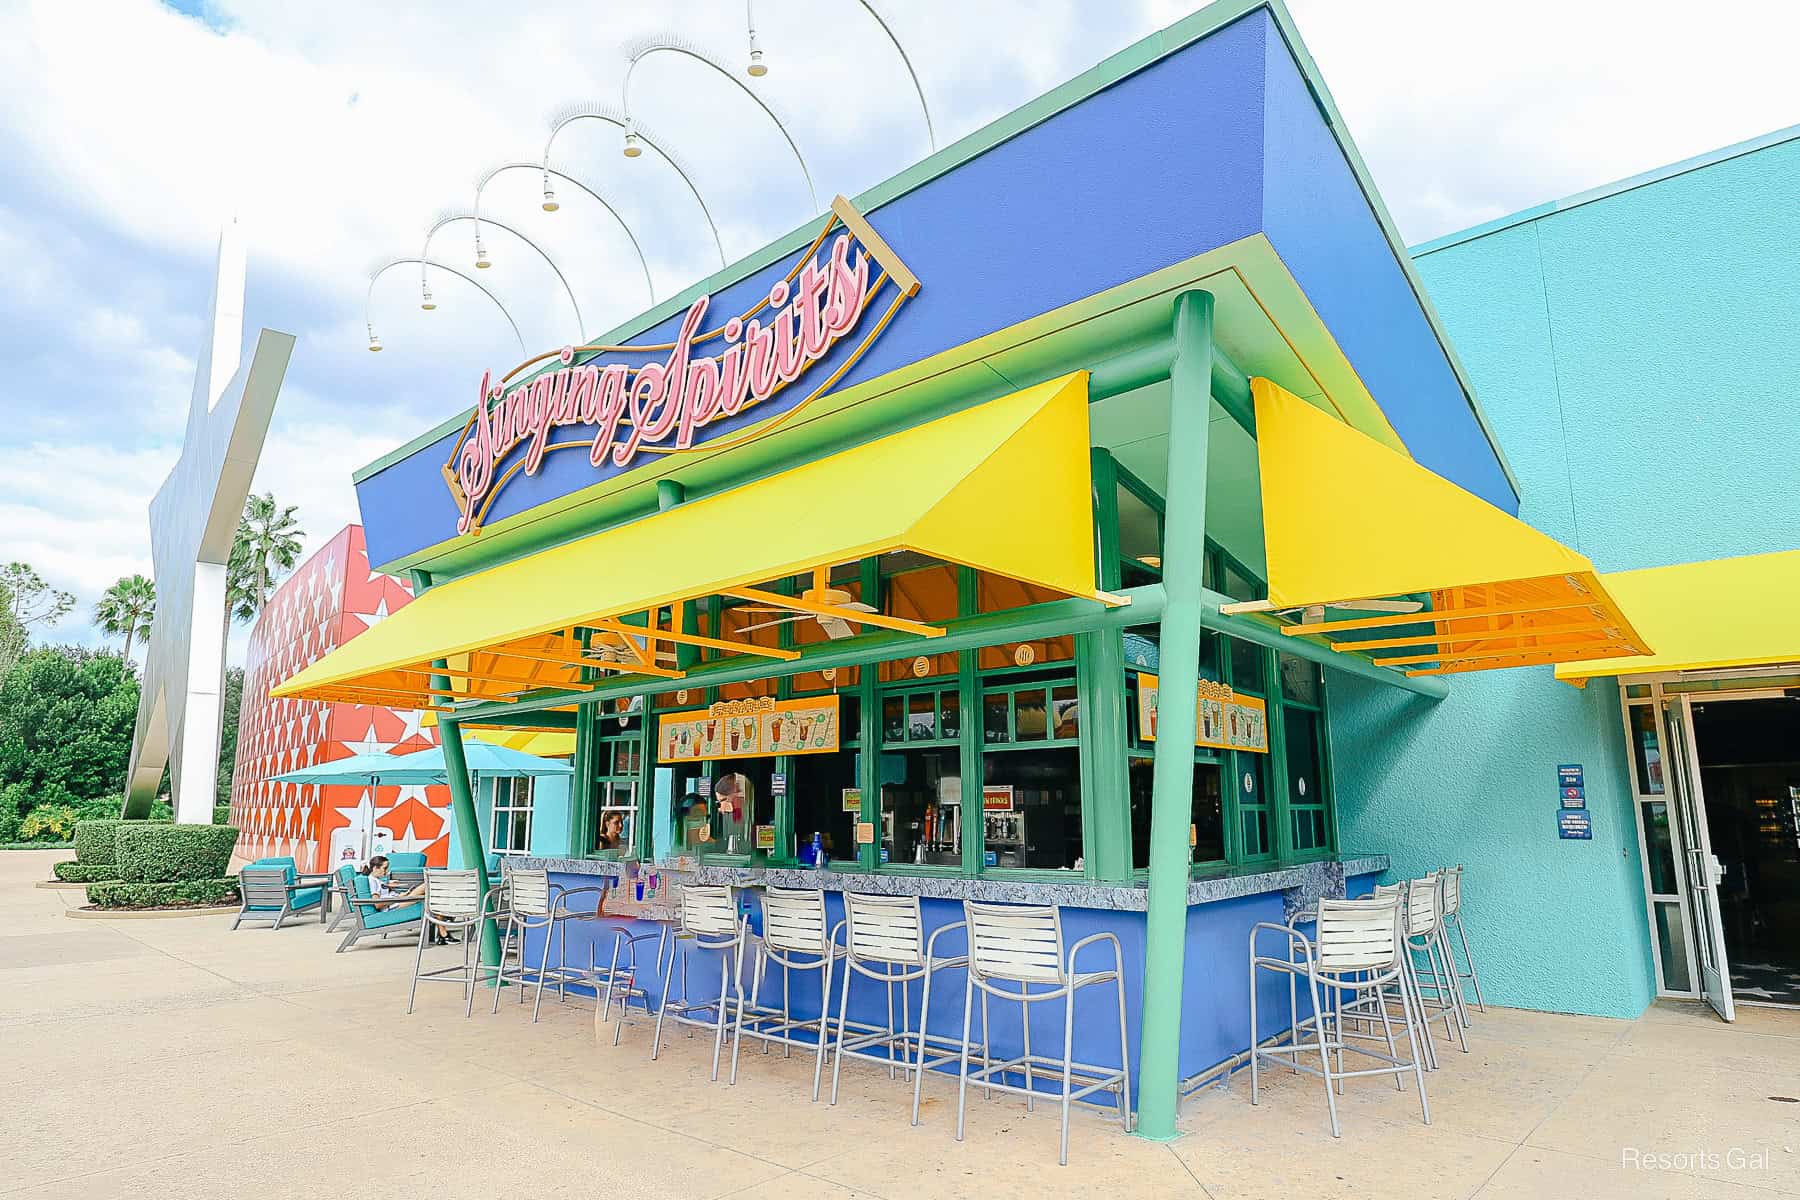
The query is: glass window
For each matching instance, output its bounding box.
[591,727,646,856]
[1128,757,1224,869]
[491,776,536,855]
[1236,753,1271,859]
[1228,637,1264,695]
[1629,703,1665,795]
[1285,708,1328,853]
[1654,900,1692,992]
[1279,654,1321,707]
[983,746,1081,870]
[1641,800,1679,895]
[711,757,777,856]
[879,746,960,867]
[791,750,859,866]
[1014,689,1048,742]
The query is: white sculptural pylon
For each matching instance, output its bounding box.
[124,222,296,823]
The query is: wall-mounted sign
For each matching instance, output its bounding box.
[657,695,841,763]
[1557,762,1589,838]
[1558,763,1585,808]
[841,787,863,813]
[1135,673,1268,753]
[1557,809,1592,840]
[754,825,777,851]
[982,785,1016,812]
[856,821,876,846]
[443,199,920,537]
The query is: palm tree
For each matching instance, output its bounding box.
[228,493,304,623]
[94,574,156,660]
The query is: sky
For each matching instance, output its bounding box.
[0,0,1794,665]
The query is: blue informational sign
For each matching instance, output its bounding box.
[1562,787,1586,808]
[1558,764,1584,788]
[1558,809,1592,840]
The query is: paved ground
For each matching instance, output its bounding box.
[3,849,1796,1199]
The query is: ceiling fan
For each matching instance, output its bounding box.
[1279,598,1425,625]
[736,574,877,641]
[581,630,679,666]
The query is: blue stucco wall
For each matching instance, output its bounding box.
[1330,133,1800,1018]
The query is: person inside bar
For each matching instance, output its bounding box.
[676,793,713,850]
[595,810,627,852]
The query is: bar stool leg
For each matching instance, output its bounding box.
[884,971,899,1081]
[1397,964,1432,1126]
[1248,949,1261,1106]
[406,911,429,1015]
[532,916,560,1023]
[811,951,834,1102]
[462,921,478,1018]
[910,953,938,1126]
[710,949,731,1082]
[1059,990,1077,1166]
[829,953,855,1105]
[491,912,515,1015]
[651,942,680,1062]
[954,971,976,1142]
[1451,914,1486,1012]
[602,934,624,1023]
[1113,969,1133,1132]
[1020,982,1034,1112]
[1374,973,1404,1091]
[1304,970,1339,1137]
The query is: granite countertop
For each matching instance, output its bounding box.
[510,853,1388,913]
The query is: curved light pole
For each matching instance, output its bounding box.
[422,211,586,341]
[744,0,934,149]
[542,104,727,268]
[622,35,819,213]
[365,258,526,355]
[472,161,658,304]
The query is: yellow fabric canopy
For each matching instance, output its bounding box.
[1245,378,1650,676]
[1555,550,1800,683]
[273,371,1111,705]
[468,727,578,757]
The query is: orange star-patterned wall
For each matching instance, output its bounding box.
[229,525,450,872]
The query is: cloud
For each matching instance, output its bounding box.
[2,0,1795,666]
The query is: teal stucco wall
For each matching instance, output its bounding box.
[446,774,575,864]
[1330,131,1800,1018]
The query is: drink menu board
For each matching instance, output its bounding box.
[1136,672,1268,753]
[658,695,842,763]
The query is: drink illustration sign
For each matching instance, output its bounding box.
[657,695,842,763]
[1135,673,1268,753]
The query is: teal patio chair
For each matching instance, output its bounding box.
[336,864,425,953]
[232,859,326,930]
[387,851,428,893]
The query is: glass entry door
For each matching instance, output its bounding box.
[1663,694,1735,1022]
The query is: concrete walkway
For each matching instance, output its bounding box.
[2,848,1795,1199]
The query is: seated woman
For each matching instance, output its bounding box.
[595,810,628,853]
[362,855,453,945]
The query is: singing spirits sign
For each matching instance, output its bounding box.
[443,196,920,536]
[657,695,842,764]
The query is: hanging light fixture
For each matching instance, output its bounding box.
[541,170,559,212]
[622,122,642,158]
[474,237,489,269]
[746,0,768,75]
[419,284,436,311]
[367,330,383,352]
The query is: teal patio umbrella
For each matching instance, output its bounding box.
[270,750,452,862]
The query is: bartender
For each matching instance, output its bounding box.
[676,792,713,849]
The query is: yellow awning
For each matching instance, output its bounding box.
[469,727,578,757]
[274,371,1112,705]
[1238,379,1650,677]
[1555,550,1800,683]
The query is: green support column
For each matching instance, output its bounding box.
[1137,290,1215,1140]
[412,568,501,974]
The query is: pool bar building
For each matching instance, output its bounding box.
[275,0,1800,1136]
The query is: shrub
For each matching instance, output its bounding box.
[74,819,127,866]
[20,803,78,842]
[114,823,240,883]
[53,860,119,883]
[213,805,232,826]
[0,781,23,843]
[86,878,239,909]
[74,796,127,822]
[149,800,173,822]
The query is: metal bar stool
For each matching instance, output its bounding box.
[1387,875,1468,1054]
[1440,865,1486,1014]
[827,894,972,1118]
[406,869,490,1018]
[484,868,576,1020]
[1249,894,1430,1137]
[651,885,747,1082]
[953,902,1131,1166]
[730,886,843,1096]
[547,884,673,1045]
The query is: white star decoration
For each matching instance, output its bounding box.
[125,222,296,823]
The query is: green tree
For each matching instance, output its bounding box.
[0,584,25,680]
[216,666,244,804]
[0,562,76,629]
[227,493,304,623]
[93,574,157,660]
[0,648,140,808]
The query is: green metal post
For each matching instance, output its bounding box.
[1137,291,1214,1140]
[413,568,501,975]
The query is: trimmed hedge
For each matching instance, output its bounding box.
[2,841,74,851]
[73,819,127,866]
[114,824,240,884]
[214,805,232,825]
[86,878,239,909]
[53,860,120,883]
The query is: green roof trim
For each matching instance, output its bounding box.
[1412,122,1800,257]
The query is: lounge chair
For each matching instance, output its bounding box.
[336,863,426,953]
[387,851,428,893]
[232,859,326,930]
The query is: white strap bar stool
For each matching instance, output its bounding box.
[828,893,972,1118]
[407,869,490,1018]
[1249,894,1430,1137]
[1441,865,1485,1014]
[730,886,844,1096]
[953,902,1131,1166]
[651,885,747,1082]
